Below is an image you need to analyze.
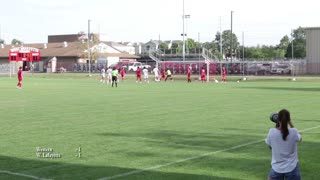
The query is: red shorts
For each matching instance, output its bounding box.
[18,77,22,81]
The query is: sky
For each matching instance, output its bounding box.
[0,0,319,46]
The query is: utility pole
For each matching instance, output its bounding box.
[182,0,185,64]
[87,20,91,76]
[198,32,200,61]
[220,16,223,58]
[291,29,295,79]
[242,32,245,78]
[291,29,294,60]
[230,11,234,64]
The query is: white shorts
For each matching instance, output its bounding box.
[144,75,149,79]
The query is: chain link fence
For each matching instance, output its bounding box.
[0,59,308,76]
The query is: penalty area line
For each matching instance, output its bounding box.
[97,125,320,180]
[0,170,52,180]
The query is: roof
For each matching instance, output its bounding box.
[0,42,81,58]
[0,42,139,59]
[304,27,320,30]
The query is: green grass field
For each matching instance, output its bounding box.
[0,74,319,180]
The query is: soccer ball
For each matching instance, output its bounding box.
[237,80,240,83]
[215,79,219,83]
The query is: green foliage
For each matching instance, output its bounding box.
[159,42,169,49]
[244,45,286,60]
[220,30,240,58]
[77,33,99,62]
[186,38,197,49]
[0,38,4,44]
[240,27,306,60]
[11,38,23,45]
[202,41,218,55]
[285,27,306,59]
[171,41,180,49]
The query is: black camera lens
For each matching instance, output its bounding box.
[270,113,278,123]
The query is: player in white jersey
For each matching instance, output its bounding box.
[153,66,160,82]
[100,68,106,83]
[106,67,112,84]
[143,67,149,83]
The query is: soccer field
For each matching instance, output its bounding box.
[0,74,319,180]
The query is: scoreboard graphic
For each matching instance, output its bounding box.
[9,46,41,62]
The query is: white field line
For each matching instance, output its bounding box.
[98,125,320,180]
[0,170,52,180]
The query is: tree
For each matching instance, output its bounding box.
[279,35,289,50]
[286,27,306,59]
[0,39,4,44]
[77,33,99,63]
[159,42,168,49]
[186,38,196,49]
[11,39,23,45]
[171,41,180,49]
[274,35,290,58]
[186,38,198,54]
[202,41,218,54]
[215,30,239,59]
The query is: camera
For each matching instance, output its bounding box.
[270,113,279,123]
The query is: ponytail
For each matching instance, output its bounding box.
[278,109,290,141]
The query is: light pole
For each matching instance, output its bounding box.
[220,16,223,58]
[184,14,190,55]
[182,0,185,64]
[230,11,234,64]
[87,19,91,76]
[291,29,295,79]
[242,32,245,79]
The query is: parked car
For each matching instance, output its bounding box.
[245,63,271,75]
[271,64,291,74]
[128,62,143,72]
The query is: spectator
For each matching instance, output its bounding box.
[266,109,302,180]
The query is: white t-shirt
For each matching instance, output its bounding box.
[265,128,301,173]
[143,69,149,78]
[107,68,112,78]
[101,69,105,77]
[153,67,159,76]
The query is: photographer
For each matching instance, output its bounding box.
[266,109,302,180]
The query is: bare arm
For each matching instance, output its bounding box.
[289,120,303,142]
[288,121,294,128]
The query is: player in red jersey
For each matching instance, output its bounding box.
[136,67,142,83]
[201,67,206,82]
[120,68,126,81]
[187,67,191,82]
[17,66,23,89]
[161,69,166,81]
[222,66,227,83]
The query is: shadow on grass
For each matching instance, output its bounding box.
[239,86,320,92]
[0,155,241,180]
[98,130,263,151]
[1,140,319,179]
